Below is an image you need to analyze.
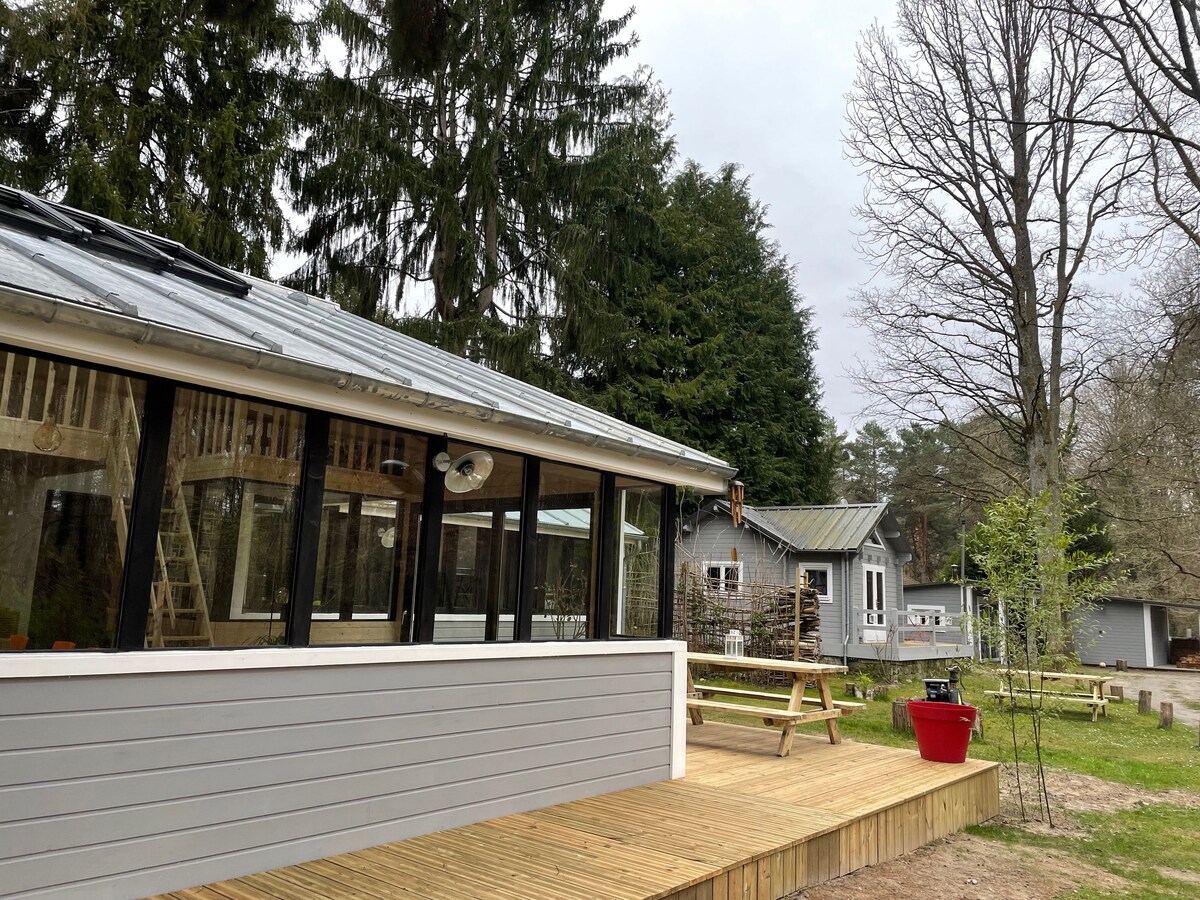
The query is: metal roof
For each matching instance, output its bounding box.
[714,501,910,554]
[0,187,735,487]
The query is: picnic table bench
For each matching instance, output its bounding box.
[985,669,1115,722]
[686,652,853,757]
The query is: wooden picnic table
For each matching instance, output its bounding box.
[686,652,851,757]
[988,669,1116,722]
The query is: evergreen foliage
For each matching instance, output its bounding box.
[288,0,640,362]
[566,159,832,506]
[836,421,897,503]
[0,0,301,275]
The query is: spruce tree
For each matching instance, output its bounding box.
[0,0,300,275]
[289,0,639,364]
[569,160,831,506]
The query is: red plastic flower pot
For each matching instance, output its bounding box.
[907,700,978,763]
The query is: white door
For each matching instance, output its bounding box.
[863,565,886,642]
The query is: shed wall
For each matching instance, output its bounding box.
[0,649,676,900]
[904,583,968,617]
[1075,601,1149,667]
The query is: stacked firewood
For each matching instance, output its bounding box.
[767,585,821,662]
[1178,654,1200,670]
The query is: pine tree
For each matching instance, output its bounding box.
[0,0,301,275]
[288,0,639,364]
[836,421,898,503]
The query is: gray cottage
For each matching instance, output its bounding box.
[0,187,736,899]
[681,501,972,663]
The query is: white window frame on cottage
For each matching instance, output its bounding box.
[863,564,887,642]
[798,564,832,604]
[704,561,742,593]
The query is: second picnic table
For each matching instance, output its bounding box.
[987,669,1115,722]
[686,652,854,757]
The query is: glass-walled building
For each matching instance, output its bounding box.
[0,346,692,652]
[0,186,735,900]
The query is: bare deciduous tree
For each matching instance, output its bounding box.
[1075,254,1200,596]
[846,0,1140,511]
[1057,1,1200,246]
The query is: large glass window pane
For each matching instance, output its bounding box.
[0,350,146,650]
[310,420,426,645]
[143,390,304,648]
[611,480,664,638]
[433,441,524,642]
[534,463,600,641]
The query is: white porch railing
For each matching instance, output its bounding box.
[853,607,970,651]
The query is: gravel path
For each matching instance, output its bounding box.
[1104,667,1200,727]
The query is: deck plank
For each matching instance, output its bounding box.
[144,724,999,900]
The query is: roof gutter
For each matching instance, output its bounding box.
[0,284,738,483]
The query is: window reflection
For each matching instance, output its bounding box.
[534,463,600,641]
[310,420,425,644]
[612,480,663,638]
[433,442,524,642]
[145,390,304,648]
[0,350,146,650]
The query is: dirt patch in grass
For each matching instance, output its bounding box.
[792,768,1200,899]
[998,764,1200,822]
[794,833,1128,900]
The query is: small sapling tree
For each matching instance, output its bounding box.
[971,485,1115,825]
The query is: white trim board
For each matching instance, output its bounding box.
[671,648,688,779]
[1144,603,1155,667]
[0,639,686,679]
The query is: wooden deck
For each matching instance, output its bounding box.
[151,723,999,900]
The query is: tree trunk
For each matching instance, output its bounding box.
[1160,702,1173,729]
[891,698,912,733]
[1138,690,1153,714]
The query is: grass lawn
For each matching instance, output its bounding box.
[695,665,1200,898]
[694,666,1200,791]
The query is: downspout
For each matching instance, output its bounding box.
[842,553,850,666]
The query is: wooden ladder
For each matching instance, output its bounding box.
[107,377,214,648]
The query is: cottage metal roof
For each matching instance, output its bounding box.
[753,504,891,552]
[713,501,910,554]
[0,187,735,487]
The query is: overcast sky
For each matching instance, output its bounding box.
[618,2,896,432]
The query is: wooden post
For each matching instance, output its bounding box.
[891,698,913,732]
[1160,702,1173,729]
[794,566,802,663]
[1116,658,1127,671]
[1109,685,1124,702]
[1138,690,1152,714]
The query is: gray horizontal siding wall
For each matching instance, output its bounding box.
[681,518,792,584]
[0,651,674,900]
[1075,601,1148,667]
[790,551,845,656]
[904,583,967,617]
